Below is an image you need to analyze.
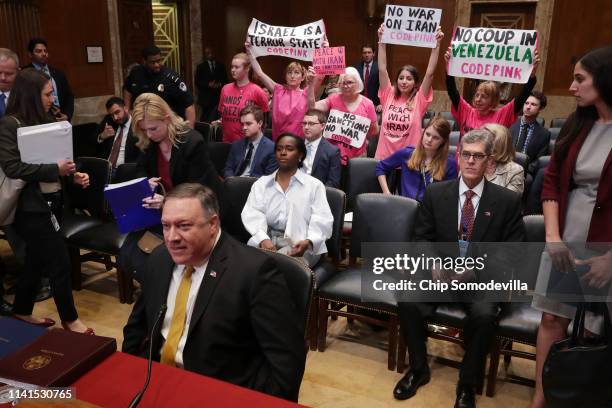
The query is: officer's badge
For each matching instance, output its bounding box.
[179,82,187,92]
[157,83,165,92]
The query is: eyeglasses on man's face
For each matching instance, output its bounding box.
[302,121,321,127]
[460,152,488,161]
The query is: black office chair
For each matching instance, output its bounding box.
[113,163,140,183]
[317,193,419,371]
[194,121,211,142]
[209,141,232,177]
[549,127,561,141]
[550,118,566,129]
[450,131,460,147]
[514,152,529,171]
[221,176,257,244]
[344,158,382,211]
[72,122,99,158]
[367,136,378,158]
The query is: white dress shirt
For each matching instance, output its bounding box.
[241,133,263,177]
[160,230,221,367]
[457,176,485,233]
[302,137,322,175]
[241,169,333,255]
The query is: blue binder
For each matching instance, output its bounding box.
[104,177,162,233]
[0,317,47,360]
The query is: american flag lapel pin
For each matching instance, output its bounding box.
[210,270,217,278]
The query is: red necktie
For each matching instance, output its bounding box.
[108,126,124,168]
[460,190,476,241]
[364,64,370,97]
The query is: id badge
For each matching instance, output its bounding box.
[458,240,468,258]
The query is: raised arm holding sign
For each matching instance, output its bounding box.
[246,18,326,61]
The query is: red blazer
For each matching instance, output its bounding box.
[541,119,612,242]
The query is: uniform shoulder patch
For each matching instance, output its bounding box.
[179,82,187,92]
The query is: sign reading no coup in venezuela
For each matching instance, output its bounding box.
[381,4,442,48]
[247,18,326,62]
[448,26,538,84]
[323,109,371,149]
[312,47,345,75]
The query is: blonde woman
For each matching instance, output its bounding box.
[482,123,525,194]
[119,92,221,281]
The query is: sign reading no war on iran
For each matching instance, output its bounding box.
[323,109,371,148]
[312,47,345,75]
[448,26,538,84]
[381,4,442,48]
[247,18,325,61]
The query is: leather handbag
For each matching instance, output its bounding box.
[542,303,612,408]
[0,117,27,226]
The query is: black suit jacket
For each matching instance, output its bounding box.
[122,232,306,401]
[310,138,341,188]
[195,60,228,109]
[354,61,380,106]
[510,119,550,173]
[24,64,74,121]
[416,178,525,243]
[95,115,140,164]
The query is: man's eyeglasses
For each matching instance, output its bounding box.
[302,121,321,127]
[460,152,488,161]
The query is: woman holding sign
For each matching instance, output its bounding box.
[0,68,92,333]
[245,41,314,140]
[444,46,540,141]
[375,24,444,160]
[309,67,379,166]
[216,52,269,144]
[376,115,457,201]
[530,46,612,408]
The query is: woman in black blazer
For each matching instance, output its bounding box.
[119,93,221,281]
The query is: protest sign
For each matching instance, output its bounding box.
[312,47,345,75]
[323,109,371,148]
[381,4,442,48]
[448,26,538,84]
[246,18,325,61]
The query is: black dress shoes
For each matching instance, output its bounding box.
[454,384,476,408]
[393,368,430,400]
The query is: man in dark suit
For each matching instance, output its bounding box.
[96,97,140,177]
[302,109,341,188]
[394,130,524,408]
[195,47,228,123]
[354,45,380,109]
[223,105,277,178]
[122,184,305,401]
[510,91,551,174]
[25,38,74,121]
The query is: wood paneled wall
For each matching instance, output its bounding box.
[0,0,41,65]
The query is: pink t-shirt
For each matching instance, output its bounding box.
[218,82,269,143]
[375,85,433,160]
[272,84,307,140]
[325,93,377,166]
[452,97,517,138]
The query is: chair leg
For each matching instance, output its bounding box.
[503,341,513,364]
[115,259,133,304]
[317,299,329,352]
[388,314,398,371]
[103,255,113,271]
[486,337,502,397]
[68,246,82,290]
[308,293,318,351]
[397,332,407,373]
[346,305,354,324]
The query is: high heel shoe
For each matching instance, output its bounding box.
[61,321,95,335]
[12,314,56,327]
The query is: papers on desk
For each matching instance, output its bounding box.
[16,121,73,164]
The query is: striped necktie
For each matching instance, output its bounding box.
[160,265,194,366]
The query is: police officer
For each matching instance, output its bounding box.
[123,45,196,127]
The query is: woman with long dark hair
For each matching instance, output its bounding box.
[0,68,92,333]
[530,45,612,408]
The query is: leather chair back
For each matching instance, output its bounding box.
[194,121,211,141]
[536,117,545,126]
[72,122,99,158]
[448,145,457,157]
[222,176,257,243]
[549,139,556,155]
[345,158,382,211]
[350,193,419,258]
[265,251,313,336]
[65,157,111,218]
[514,152,529,171]
[367,136,378,158]
[449,131,460,147]
[549,127,561,140]
[113,163,139,183]
[523,214,544,242]
[536,155,550,171]
[550,118,566,129]
[209,141,232,176]
[325,187,346,260]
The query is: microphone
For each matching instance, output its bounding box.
[128,303,167,408]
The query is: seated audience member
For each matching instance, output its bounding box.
[242,133,333,267]
[223,105,277,178]
[118,93,221,282]
[444,47,540,141]
[301,109,341,188]
[395,130,524,408]
[96,96,140,176]
[309,67,379,166]
[509,91,551,173]
[376,116,457,201]
[482,123,525,194]
[123,183,306,401]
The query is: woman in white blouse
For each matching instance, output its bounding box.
[241,133,334,267]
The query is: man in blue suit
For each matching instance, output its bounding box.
[301,109,341,188]
[354,45,380,109]
[223,105,277,178]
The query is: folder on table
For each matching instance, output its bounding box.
[16,121,73,164]
[104,177,161,233]
[0,317,47,360]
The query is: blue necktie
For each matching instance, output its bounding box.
[0,93,6,117]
